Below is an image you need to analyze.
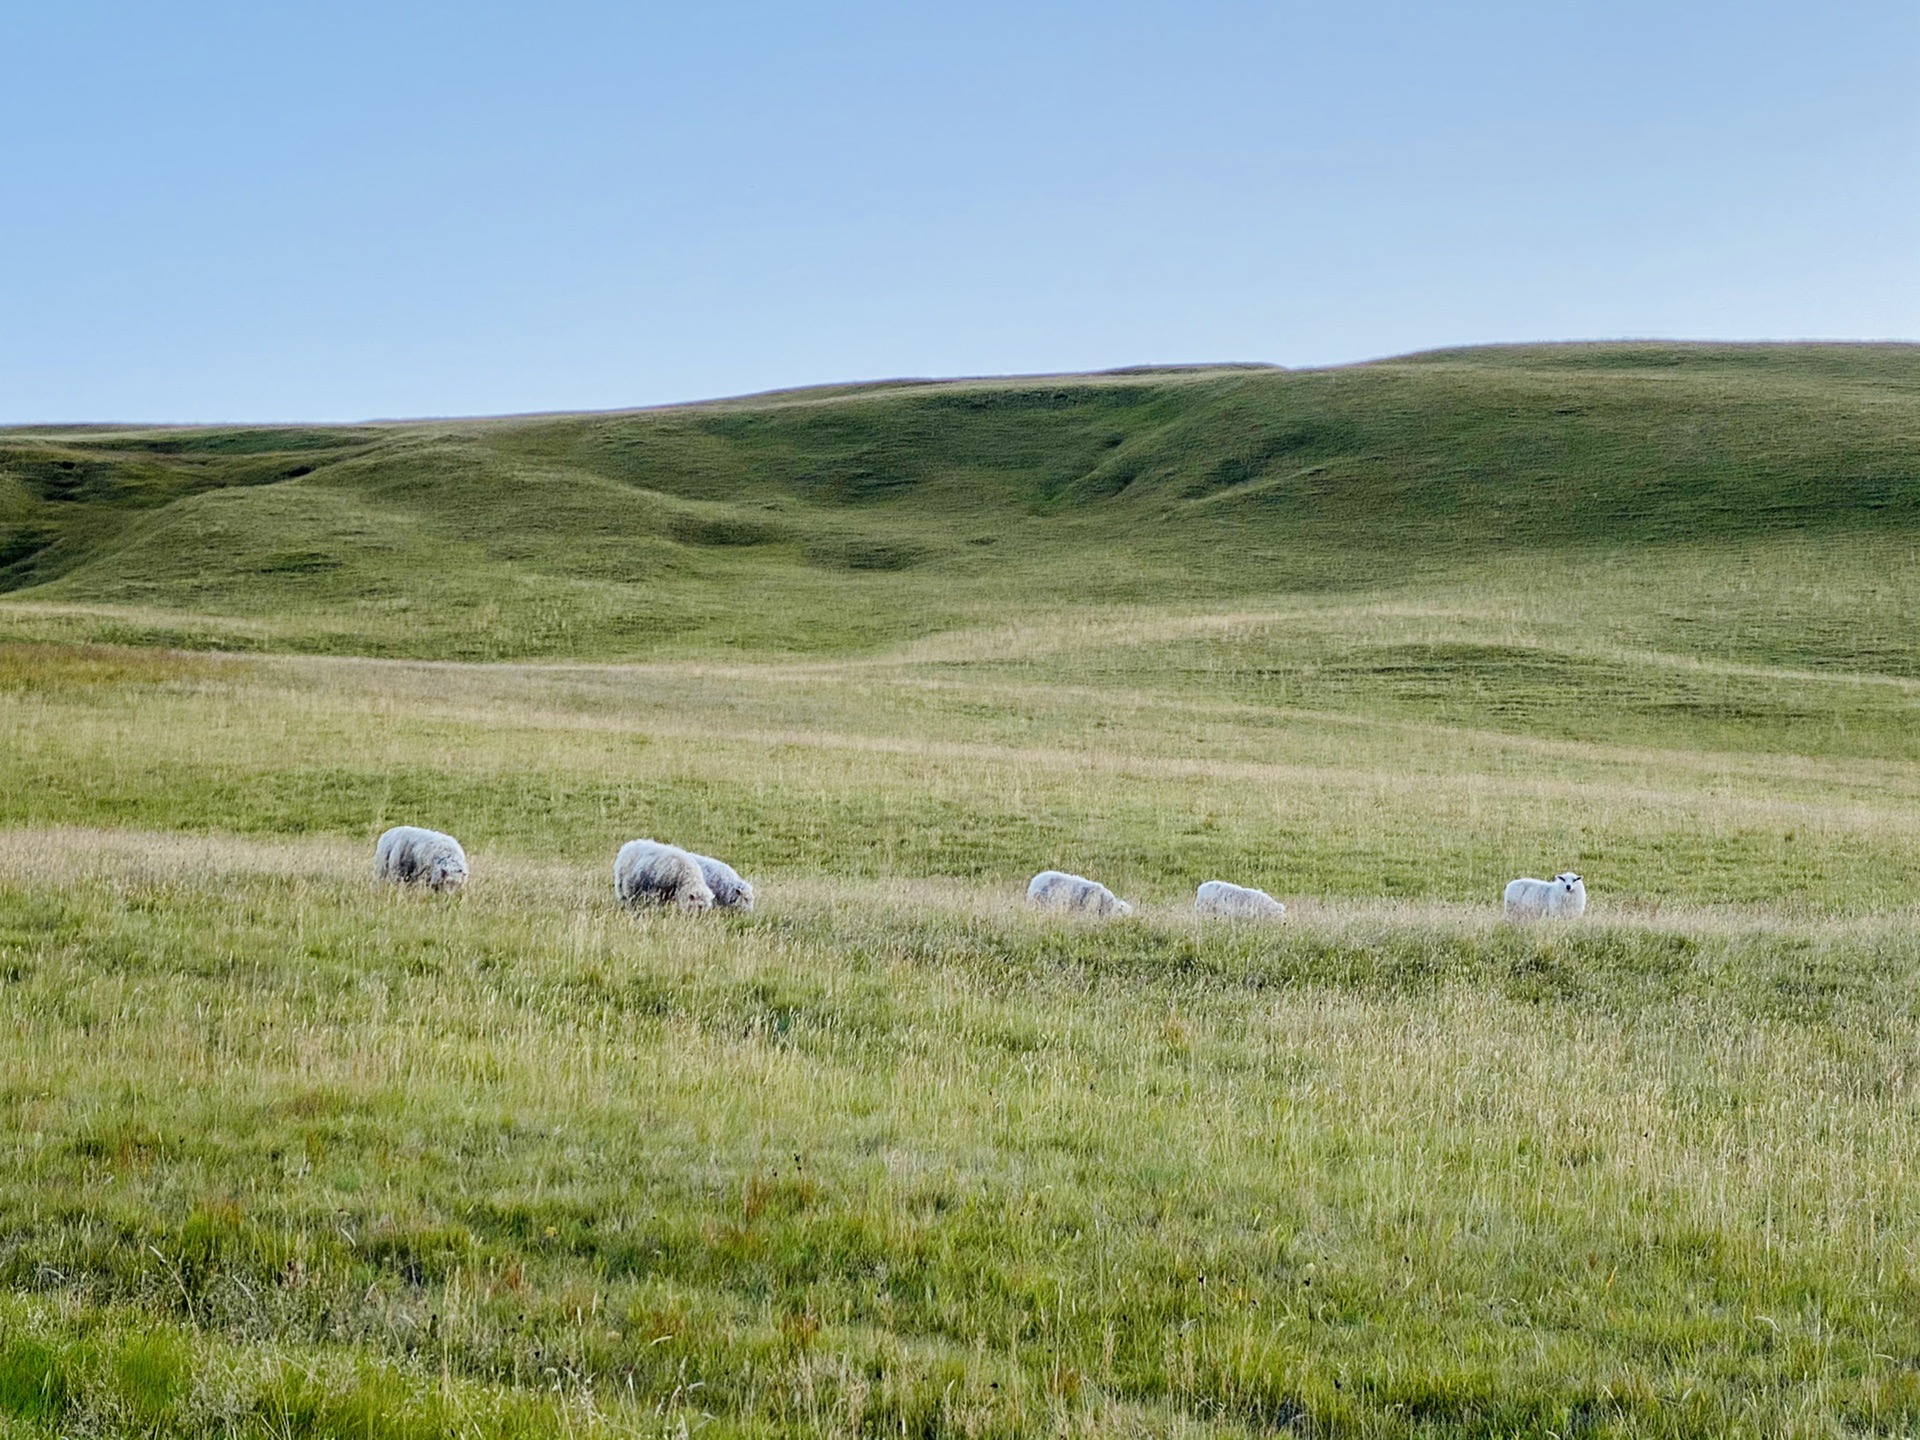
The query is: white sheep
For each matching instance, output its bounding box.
[1194,879,1286,921]
[689,852,755,912]
[614,839,715,912]
[374,826,469,892]
[1503,872,1586,921]
[1026,870,1133,918]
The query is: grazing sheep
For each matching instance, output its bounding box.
[690,852,755,912]
[374,826,469,892]
[1026,870,1133,918]
[1194,879,1286,921]
[1503,872,1587,921]
[614,839,714,912]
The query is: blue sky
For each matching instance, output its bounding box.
[4,1,1915,422]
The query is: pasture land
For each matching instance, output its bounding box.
[2,344,1920,1436]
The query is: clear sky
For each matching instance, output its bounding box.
[4,1,1915,422]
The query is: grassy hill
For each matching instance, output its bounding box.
[4,342,1917,663]
[4,343,1920,1438]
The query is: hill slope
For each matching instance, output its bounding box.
[5,345,1920,1437]
[2,342,1916,664]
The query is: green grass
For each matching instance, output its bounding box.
[2,343,1920,1436]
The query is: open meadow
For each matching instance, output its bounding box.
[3,345,1920,1436]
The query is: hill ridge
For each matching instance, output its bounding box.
[0,342,1914,671]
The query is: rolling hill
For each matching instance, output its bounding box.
[3,342,1917,665]
[7,344,1920,1436]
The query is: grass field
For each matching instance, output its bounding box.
[2,344,1920,1436]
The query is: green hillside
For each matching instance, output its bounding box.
[4,343,1917,664]
[7,344,1920,1438]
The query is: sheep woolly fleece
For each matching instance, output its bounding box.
[373,826,469,892]
[1194,879,1286,920]
[1026,870,1133,918]
[1503,872,1587,920]
[615,839,715,911]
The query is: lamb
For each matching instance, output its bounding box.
[1503,872,1587,921]
[373,825,469,892]
[1194,879,1286,921]
[614,839,715,912]
[1026,870,1133,918]
[689,852,755,912]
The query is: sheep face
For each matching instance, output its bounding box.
[1548,873,1587,918]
